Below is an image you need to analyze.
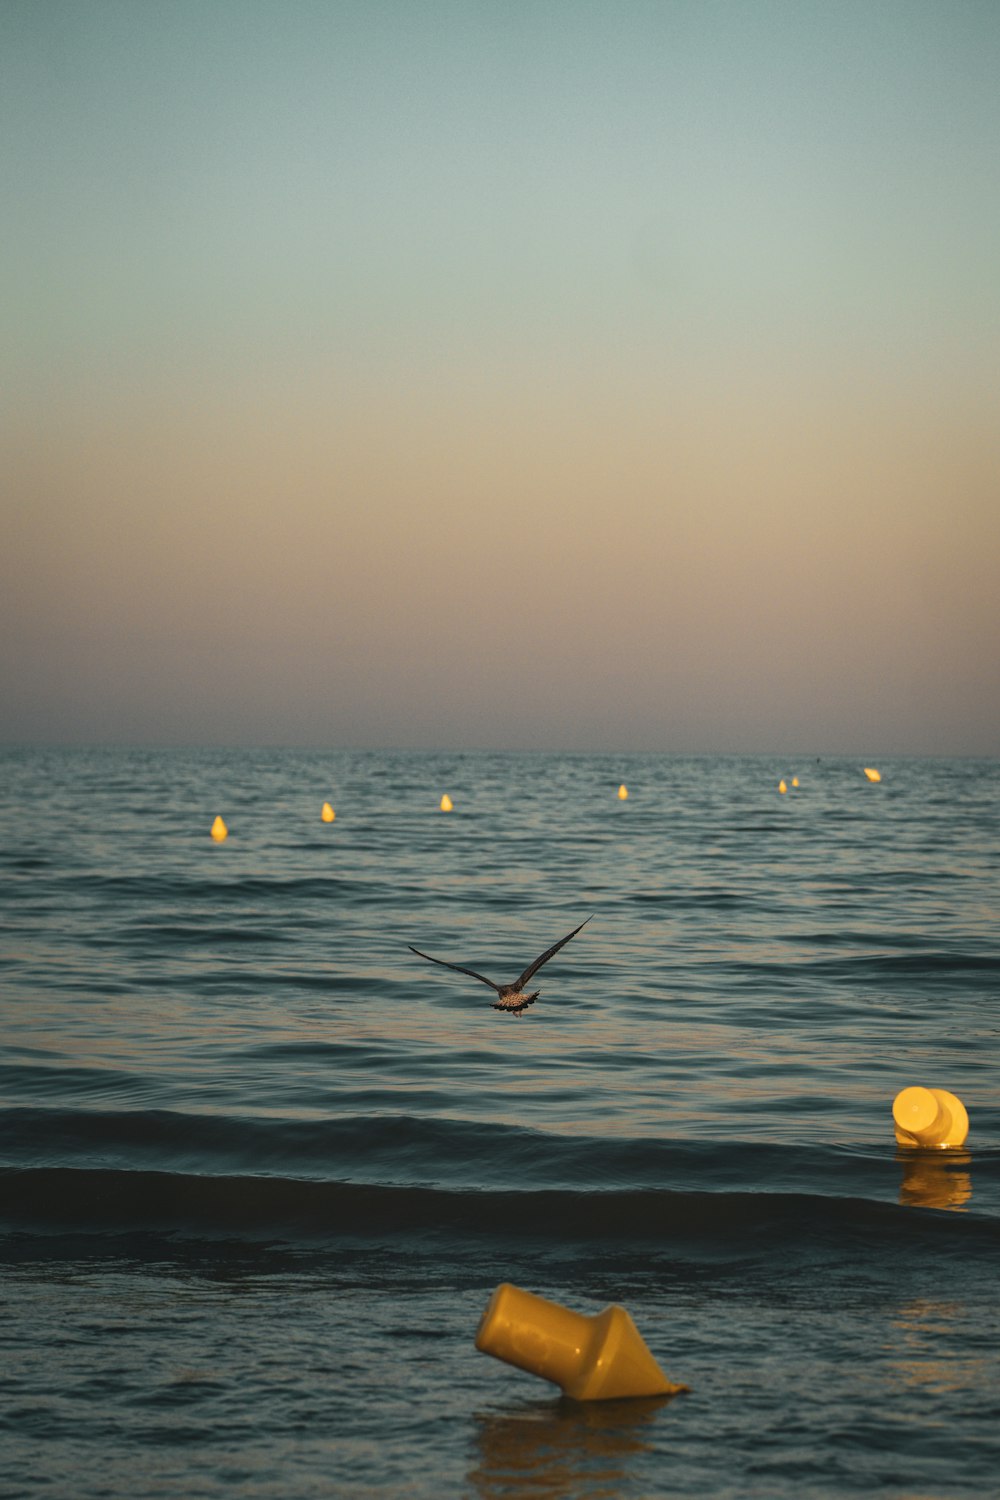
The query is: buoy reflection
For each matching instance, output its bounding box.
[468,1396,670,1500]
[886,1299,988,1394]
[897,1148,972,1211]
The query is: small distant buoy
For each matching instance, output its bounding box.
[864,767,882,783]
[778,780,787,794]
[475,1283,687,1401]
[618,784,629,800]
[893,1086,968,1149]
[440,793,453,812]
[791,776,799,788]
[321,802,335,822]
[210,816,228,842]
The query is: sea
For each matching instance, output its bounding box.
[1,747,998,1499]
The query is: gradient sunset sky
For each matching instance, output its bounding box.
[3,0,998,753]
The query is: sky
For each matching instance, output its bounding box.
[2,0,998,755]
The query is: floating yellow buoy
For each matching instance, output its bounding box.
[439,793,453,812]
[791,776,799,788]
[321,802,335,822]
[892,1086,969,1149]
[778,780,787,794]
[618,784,628,800]
[210,816,228,842]
[475,1283,687,1402]
[864,767,882,783]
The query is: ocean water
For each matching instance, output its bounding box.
[2,746,999,1499]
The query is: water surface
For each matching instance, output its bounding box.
[2,749,998,1496]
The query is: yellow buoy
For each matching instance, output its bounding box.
[210,816,228,842]
[791,776,799,788]
[778,780,787,794]
[892,1086,969,1149]
[475,1283,687,1402]
[618,784,629,800]
[321,802,335,822]
[864,767,882,783]
[440,793,453,812]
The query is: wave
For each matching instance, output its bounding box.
[15,872,364,902]
[0,1104,910,1192]
[4,1107,999,1259]
[3,1166,998,1264]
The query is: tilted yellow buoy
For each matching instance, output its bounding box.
[475,1283,687,1402]
[618,784,628,800]
[210,816,228,842]
[439,793,453,812]
[321,802,335,822]
[778,779,787,794]
[892,1086,969,1149]
[864,767,882,783]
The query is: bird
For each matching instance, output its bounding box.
[408,917,592,1015]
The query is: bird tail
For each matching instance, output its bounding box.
[492,993,537,1015]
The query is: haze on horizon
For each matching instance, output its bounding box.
[2,0,998,757]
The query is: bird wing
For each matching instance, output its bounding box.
[408,946,503,994]
[513,917,593,990]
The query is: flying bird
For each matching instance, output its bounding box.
[408,917,592,1015]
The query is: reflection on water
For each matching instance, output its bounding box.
[886,1298,988,1395]
[897,1149,972,1211]
[467,1395,675,1499]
